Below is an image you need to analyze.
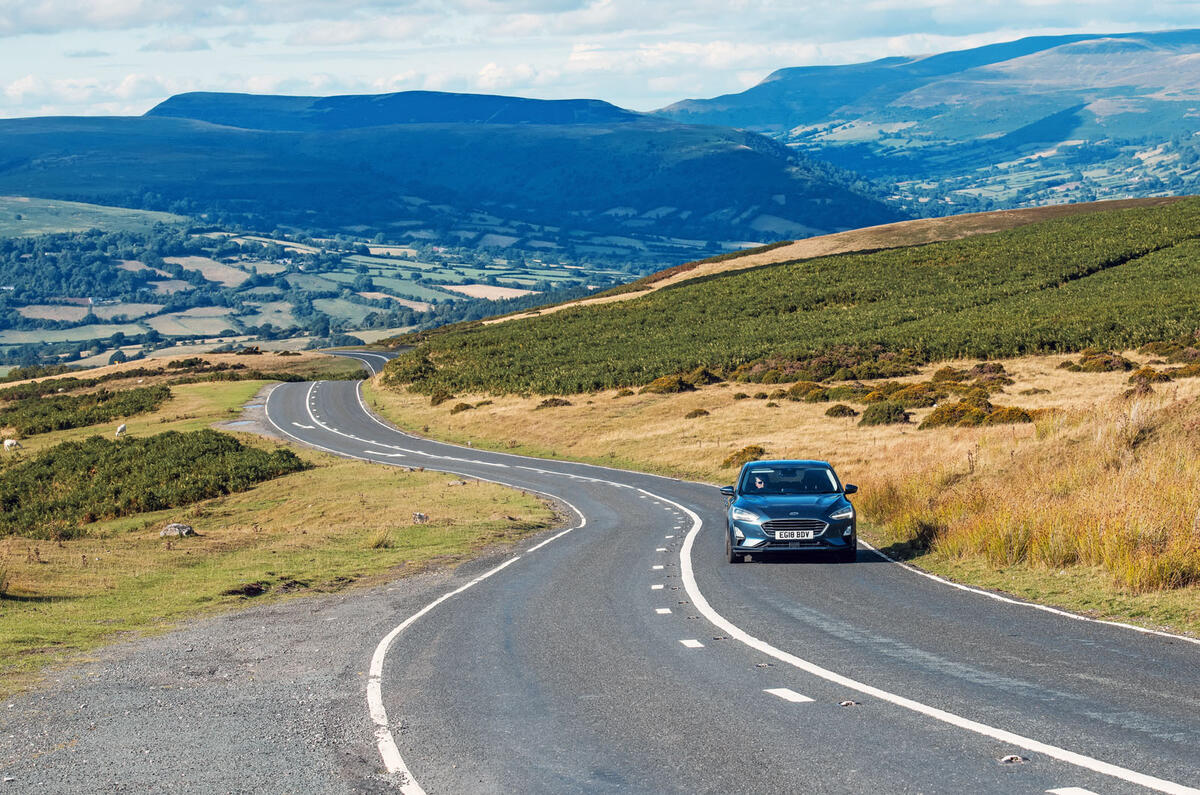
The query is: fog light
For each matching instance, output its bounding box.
[743,538,765,548]
[734,528,745,541]
[842,527,853,537]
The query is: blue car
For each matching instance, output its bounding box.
[719,459,857,563]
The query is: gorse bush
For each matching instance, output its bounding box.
[0,429,308,539]
[0,385,170,436]
[859,402,911,426]
[383,200,1200,395]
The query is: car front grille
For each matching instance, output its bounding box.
[762,518,827,536]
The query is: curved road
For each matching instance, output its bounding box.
[256,351,1200,794]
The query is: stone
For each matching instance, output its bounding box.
[160,523,196,538]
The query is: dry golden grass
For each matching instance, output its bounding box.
[485,197,1184,326]
[365,351,1200,635]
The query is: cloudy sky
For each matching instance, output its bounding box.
[2,0,1198,118]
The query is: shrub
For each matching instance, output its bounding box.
[920,401,988,429]
[449,402,474,415]
[0,430,307,539]
[785,381,825,400]
[685,408,710,418]
[858,402,911,426]
[475,400,493,407]
[722,445,767,468]
[429,389,454,407]
[613,388,635,398]
[683,367,722,386]
[890,384,943,408]
[824,384,870,402]
[825,404,859,418]
[983,407,1033,425]
[768,389,787,400]
[732,392,749,400]
[0,385,171,436]
[641,375,696,394]
[535,397,572,409]
[753,392,768,400]
[930,366,968,383]
[1059,350,1136,373]
[1019,387,1051,395]
[765,401,779,407]
[1128,366,1171,384]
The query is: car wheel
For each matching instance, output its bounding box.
[726,531,744,564]
[838,543,857,563]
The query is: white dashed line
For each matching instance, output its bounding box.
[650,584,664,590]
[680,639,704,649]
[656,608,672,615]
[764,688,814,704]
[656,547,668,552]
[665,535,674,539]
[652,565,664,570]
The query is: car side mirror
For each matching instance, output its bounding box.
[719,485,735,497]
[843,484,858,495]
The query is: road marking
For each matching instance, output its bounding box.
[764,688,814,704]
[665,535,674,539]
[651,584,664,590]
[1047,788,1100,795]
[366,450,406,457]
[673,499,1200,795]
[859,539,1200,648]
[656,547,668,552]
[292,422,315,429]
[656,608,672,615]
[680,639,704,649]
[652,564,664,570]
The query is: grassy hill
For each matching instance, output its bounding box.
[382,198,1200,394]
[0,91,902,261]
[658,30,1200,212]
[0,196,184,237]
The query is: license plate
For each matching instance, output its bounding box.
[775,530,814,540]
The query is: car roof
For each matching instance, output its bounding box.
[741,459,832,469]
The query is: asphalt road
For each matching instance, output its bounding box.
[263,352,1200,794]
[2,351,1196,794]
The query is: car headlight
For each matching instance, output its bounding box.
[730,506,763,523]
[829,505,855,521]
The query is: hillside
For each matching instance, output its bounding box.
[381,198,1200,394]
[481,197,1183,324]
[658,30,1200,211]
[0,91,902,262]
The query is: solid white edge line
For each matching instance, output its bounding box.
[669,496,1199,795]
[857,540,1200,648]
[270,379,1200,793]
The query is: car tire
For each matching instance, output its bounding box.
[726,531,744,564]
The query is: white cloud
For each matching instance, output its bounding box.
[140,33,210,52]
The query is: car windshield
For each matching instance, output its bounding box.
[739,466,840,495]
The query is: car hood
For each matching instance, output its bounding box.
[735,493,844,519]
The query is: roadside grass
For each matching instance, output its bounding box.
[365,354,1200,638]
[0,452,554,698]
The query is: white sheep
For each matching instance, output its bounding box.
[115,423,127,438]
[3,438,22,451]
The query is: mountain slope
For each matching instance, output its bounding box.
[381,198,1200,394]
[0,91,903,261]
[658,30,1200,211]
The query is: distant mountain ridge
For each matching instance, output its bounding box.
[147,90,643,131]
[0,91,903,262]
[658,29,1200,211]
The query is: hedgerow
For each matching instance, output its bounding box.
[383,200,1200,395]
[0,385,171,436]
[0,430,308,539]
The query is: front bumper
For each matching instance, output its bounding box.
[729,517,856,553]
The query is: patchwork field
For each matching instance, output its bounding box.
[145,307,237,337]
[164,256,250,287]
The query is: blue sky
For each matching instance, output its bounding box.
[1,1,1198,117]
